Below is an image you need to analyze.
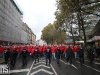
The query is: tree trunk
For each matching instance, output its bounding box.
[71,25,75,46]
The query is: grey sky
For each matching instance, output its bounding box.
[14,0,56,40]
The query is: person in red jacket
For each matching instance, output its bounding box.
[0,45,4,58]
[30,45,35,59]
[74,45,78,58]
[38,45,43,57]
[17,45,23,58]
[51,45,56,59]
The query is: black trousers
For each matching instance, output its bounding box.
[79,55,84,63]
[46,57,51,65]
[22,57,27,65]
[66,56,72,64]
[11,57,17,66]
[34,55,39,63]
[57,55,60,65]
[5,56,9,64]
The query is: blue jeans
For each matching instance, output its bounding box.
[74,52,77,58]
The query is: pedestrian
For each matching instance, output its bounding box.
[20,47,28,66]
[10,48,18,67]
[78,47,84,63]
[51,45,56,60]
[56,47,61,66]
[45,46,52,66]
[95,45,100,58]
[87,45,94,63]
[66,45,73,64]
[34,46,40,64]
[4,48,10,64]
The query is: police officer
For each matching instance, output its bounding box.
[66,46,73,64]
[10,48,18,67]
[34,47,40,64]
[56,47,61,66]
[45,46,52,66]
[4,48,10,64]
[78,47,84,63]
[20,47,28,66]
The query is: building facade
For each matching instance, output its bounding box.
[0,0,36,45]
[22,22,36,44]
[0,0,23,45]
[79,1,100,40]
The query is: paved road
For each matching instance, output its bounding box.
[0,56,100,75]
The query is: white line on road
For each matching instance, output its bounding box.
[50,64,57,75]
[60,59,78,69]
[10,69,30,73]
[34,62,46,65]
[33,64,51,69]
[71,64,78,69]
[76,61,100,72]
[30,69,41,75]
[94,62,100,65]
[85,60,90,62]
[60,59,68,65]
[94,58,100,60]
[42,69,54,74]
[27,61,34,75]
[30,69,53,75]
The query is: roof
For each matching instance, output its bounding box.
[10,0,23,15]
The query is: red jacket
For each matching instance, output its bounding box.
[38,46,43,52]
[73,46,78,52]
[19,46,23,52]
[30,45,35,54]
[51,46,56,53]
[42,45,47,52]
[70,46,74,52]
[0,46,4,53]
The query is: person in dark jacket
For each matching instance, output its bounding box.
[34,47,40,64]
[56,47,61,66]
[78,47,84,63]
[66,46,73,64]
[87,45,94,62]
[20,47,28,66]
[95,45,100,58]
[4,48,10,64]
[45,46,52,66]
[10,48,18,67]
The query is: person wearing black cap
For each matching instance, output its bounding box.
[45,46,52,66]
[34,46,40,64]
[10,48,18,67]
[4,48,11,64]
[56,46,61,66]
[20,47,28,66]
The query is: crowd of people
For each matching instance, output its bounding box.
[0,44,100,67]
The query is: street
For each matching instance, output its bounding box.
[0,56,100,75]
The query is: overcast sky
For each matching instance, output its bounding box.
[14,0,56,40]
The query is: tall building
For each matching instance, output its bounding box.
[0,0,23,45]
[79,1,100,40]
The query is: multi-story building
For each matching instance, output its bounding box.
[22,22,36,44]
[0,0,23,45]
[79,1,100,41]
[0,0,36,45]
